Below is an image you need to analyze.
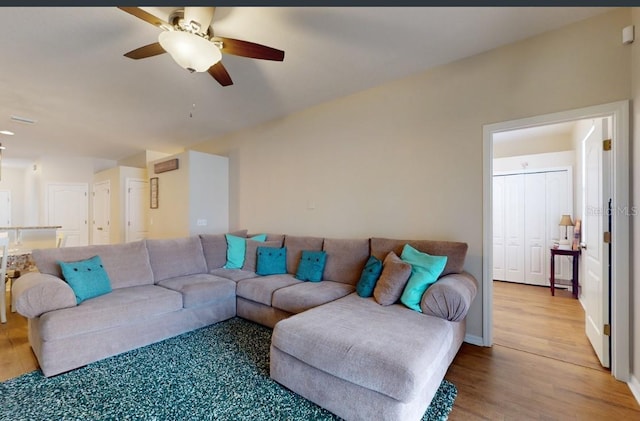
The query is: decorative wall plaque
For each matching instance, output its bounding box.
[154,158,179,174]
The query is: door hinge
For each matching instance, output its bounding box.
[604,231,611,243]
[604,324,611,336]
[603,139,612,151]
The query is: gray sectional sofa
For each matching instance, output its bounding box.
[13,231,478,421]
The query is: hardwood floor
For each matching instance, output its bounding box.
[446,281,640,420]
[2,284,640,420]
[0,299,37,381]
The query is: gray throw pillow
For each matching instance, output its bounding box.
[373,251,412,306]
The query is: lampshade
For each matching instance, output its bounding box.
[158,31,221,73]
[559,214,574,227]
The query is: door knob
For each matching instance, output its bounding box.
[579,242,587,250]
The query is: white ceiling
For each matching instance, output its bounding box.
[0,7,612,165]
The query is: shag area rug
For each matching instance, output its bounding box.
[1,318,457,421]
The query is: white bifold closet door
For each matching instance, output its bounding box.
[524,173,547,285]
[504,174,525,283]
[493,170,570,285]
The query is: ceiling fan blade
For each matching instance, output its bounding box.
[118,7,169,28]
[124,42,166,59]
[214,37,284,61]
[208,62,233,86]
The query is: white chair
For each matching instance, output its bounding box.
[0,232,10,323]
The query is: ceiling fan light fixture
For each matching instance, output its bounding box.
[158,31,221,72]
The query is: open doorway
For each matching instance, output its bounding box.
[490,119,603,370]
[482,100,630,381]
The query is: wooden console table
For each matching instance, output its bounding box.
[549,248,581,299]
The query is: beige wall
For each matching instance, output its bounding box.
[148,151,229,239]
[631,7,640,398]
[193,9,631,341]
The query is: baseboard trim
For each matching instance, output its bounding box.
[629,374,640,405]
[464,333,484,346]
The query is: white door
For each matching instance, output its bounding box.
[47,183,89,247]
[125,178,148,242]
[0,190,11,226]
[92,180,110,245]
[524,172,546,286]
[583,118,610,368]
[492,176,506,281]
[504,174,525,283]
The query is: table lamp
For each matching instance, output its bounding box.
[559,214,574,246]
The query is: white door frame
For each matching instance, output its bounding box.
[92,179,110,245]
[482,100,630,381]
[125,177,148,243]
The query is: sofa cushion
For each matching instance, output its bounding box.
[146,237,208,283]
[236,274,301,306]
[59,255,113,304]
[200,230,248,271]
[400,244,448,312]
[271,293,457,403]
[272,281,355,314]
[283,236,324,274]
[243,240,282,272]
[224,234,266,269]
[32,240,154,289]
[157,274,236,309]
[209,268,258,282]
[370,238,467,277]
[256,246,287,276]
[38,285,182,341]
[356,255,383,298]
[373,252,412,306]
[295,250,327,282]
[322,238,370,285]
[248,233,285,244]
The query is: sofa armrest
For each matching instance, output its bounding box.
[420,271,478,322]
[13,272,77,318]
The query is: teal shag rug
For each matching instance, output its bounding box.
[1,318,457,420]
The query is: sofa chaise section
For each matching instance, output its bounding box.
[270,238,475,421]
[270,293,466,421]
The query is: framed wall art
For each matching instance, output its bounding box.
[150,177,159,209]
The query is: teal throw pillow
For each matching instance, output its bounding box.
[256,246,287,276]
[400,244,448,312]
[295,250,327,282]
[224,234,267,269]
[58,255,112,304]
[356,255,383,297]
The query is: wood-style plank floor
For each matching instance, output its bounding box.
[446,281,640,420]
[2,283,640,420]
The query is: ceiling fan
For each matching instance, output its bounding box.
[118,7,285,87]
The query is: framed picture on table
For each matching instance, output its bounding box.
[572,219,581,250]
[150,177,159,209]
